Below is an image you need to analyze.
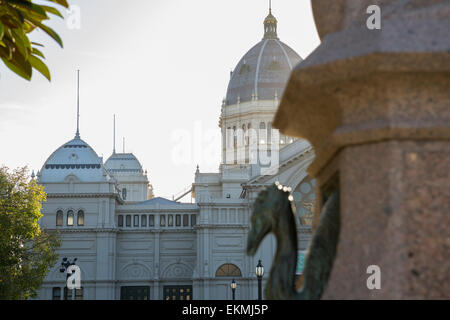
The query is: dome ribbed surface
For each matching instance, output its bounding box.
[225,39,302,106]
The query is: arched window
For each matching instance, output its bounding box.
[241,124,247,146]
[293,176,316,226]
[56,210,63,226]
[77,210,84,226]
[67,210,74,226]
[259,122,266,144]
[122,188,127,200]
[268,122,272,143]
[215,263,242,277]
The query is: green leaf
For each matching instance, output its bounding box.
[47,0,70,9]
[0,0,68,80]
[3,43,32,79]
[0,44,12,60]
[6,0,48,19]
[31,41,44,47]
[41,5,63,18]
[10,27,31,59]
[31,47,45,59]
[35,21,63,48]
[1,56,31,80]
[1,5,25,26]
[28,54,50,81]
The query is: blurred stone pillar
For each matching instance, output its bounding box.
[274,0,449,299]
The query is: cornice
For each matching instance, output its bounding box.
[45,227,198,234]
[116,208,199,213]
[46,227,118,233]
[195,224,249,229]
[46,192,124,204]
[196,201,247,207]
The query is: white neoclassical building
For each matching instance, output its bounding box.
[35,9,315,300]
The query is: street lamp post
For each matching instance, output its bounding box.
[59,257,77,300]
[255,260,264,300]
[230,279,237,300]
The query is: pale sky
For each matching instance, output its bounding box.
[0,0,320,200]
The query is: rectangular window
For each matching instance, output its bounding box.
[141,215,147,227]
[160,215,165,227]
[183,214,189,227]
[64,287,83,300]
[118,215,123,227]
[168,215,173,227]
[75,287,83,300]
[163,286,193,300]
[63,287,70,300]
[175,215,181,227]
[126,215,131,227]
[134,215,139,227]
[120,286,150,300]
[191,214,197,226]
[149,215,154,227]
[52,287,61,300]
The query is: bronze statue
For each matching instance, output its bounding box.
[247,182,340,299]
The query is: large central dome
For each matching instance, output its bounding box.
[225,10,302,106]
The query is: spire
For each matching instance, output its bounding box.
[113,114,116,154]
[263,1,278,40]
[123,137,125,153]
[75,70,80,139]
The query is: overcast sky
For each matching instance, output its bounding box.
[0,0,320,200]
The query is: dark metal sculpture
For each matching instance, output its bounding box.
[247,182,340,299]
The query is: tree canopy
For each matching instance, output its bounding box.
[0,0,69,81]
[0,166,60,300]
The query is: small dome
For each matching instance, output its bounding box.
[225,10,302,106]
[39,137,107,183]
[104,153,144,174]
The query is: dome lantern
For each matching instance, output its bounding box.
[224,6,302,106]
[263,7,278,40]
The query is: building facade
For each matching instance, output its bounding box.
[36,10,315,300]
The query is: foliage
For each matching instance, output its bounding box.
[0,0,69,81]
[0,166,60,300]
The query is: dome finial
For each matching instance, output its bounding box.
[75,69,81,139]
[263,1,278,40]
[113,114,116,154]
